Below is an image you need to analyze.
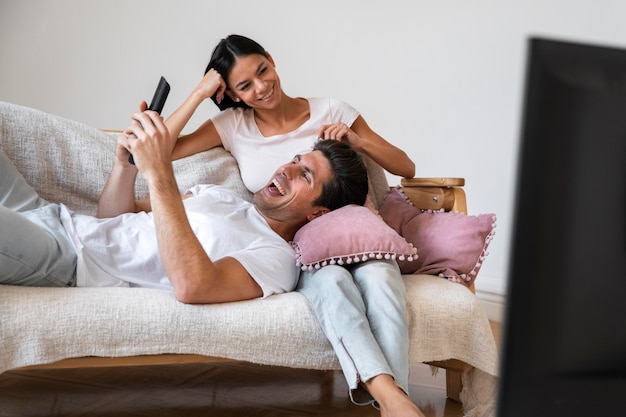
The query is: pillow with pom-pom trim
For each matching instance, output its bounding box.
[290,204,417,271]
[378,189,496,287]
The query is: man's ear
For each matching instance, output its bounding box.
[306,207,330,222]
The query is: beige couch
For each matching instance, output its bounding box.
[0,101,498,416]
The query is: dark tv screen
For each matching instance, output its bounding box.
[498,37,626,416]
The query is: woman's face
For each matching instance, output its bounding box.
[226,54,281,109]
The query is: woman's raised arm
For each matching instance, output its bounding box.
[166,69,226,160]
[318,115,415,178]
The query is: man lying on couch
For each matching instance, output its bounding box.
[0,108,368,304]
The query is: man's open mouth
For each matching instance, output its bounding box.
[270,178,286,196]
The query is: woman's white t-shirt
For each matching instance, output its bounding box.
[212,97,359,193]
[60,185,298,297]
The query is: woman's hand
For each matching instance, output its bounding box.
[317,122,363,151]
[319,117,416,178]
[196,69,227,103]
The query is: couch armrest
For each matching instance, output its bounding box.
[401,177,479,395]
[399,177,467,214]
[401,177,476,296]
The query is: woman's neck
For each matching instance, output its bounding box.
[253,95,310,137]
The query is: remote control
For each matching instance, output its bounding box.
[129,76,171,164]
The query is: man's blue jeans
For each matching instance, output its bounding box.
[0,150,76,286]
[296,259,409,405]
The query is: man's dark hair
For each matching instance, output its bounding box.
[312,139,369,211]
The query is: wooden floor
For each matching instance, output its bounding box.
[0,363,463,417]
[0,323,501,417]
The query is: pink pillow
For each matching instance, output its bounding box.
[378,189,496,287]
[291,204,418,271]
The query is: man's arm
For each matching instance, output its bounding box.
[123,110,263,304]
[144,164,263,303]
[96,132,151,218]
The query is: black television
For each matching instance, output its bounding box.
[498,38,626,416]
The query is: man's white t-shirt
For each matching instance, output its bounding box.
[212,97,359,193]
[59,185,298,298]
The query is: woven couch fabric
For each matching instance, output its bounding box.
[0,274,497,375]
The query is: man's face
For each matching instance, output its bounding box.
[253,150,333,223]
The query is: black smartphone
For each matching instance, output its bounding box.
[129,76,171,164]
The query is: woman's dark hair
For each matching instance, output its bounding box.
[311,140,369,211]
[205,34,269,111]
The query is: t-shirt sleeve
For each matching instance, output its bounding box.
[231,245,299,298]
[327,97,360,127]
[211,107,242,152]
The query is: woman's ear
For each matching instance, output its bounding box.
[225,89,241,102]
[306,207,330,222]
[266,52,276,67]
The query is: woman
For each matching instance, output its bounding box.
[163,34,423,417]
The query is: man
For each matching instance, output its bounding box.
[0,108,369,304]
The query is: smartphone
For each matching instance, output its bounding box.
[128,76,171,164]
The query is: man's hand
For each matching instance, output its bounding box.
[113,132,138,169]
[121,110,174,181]
[98,105,166,218]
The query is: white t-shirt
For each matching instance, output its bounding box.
[59,185,298,298]
[212,97,360,192]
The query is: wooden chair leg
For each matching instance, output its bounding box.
[445,369,463,402]
[425,360,472,403]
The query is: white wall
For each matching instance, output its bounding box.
[2,0,625,321]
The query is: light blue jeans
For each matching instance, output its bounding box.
[0,150,76,286]
[296,259,409,406]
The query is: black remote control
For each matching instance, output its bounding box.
[129,76,171,164]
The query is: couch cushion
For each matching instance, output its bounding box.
[291,204,417,270]
[0,275,498,378]
[379,189,496,287]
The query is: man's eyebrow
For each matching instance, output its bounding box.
[294,154,315,179]
[234,62,265,89]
